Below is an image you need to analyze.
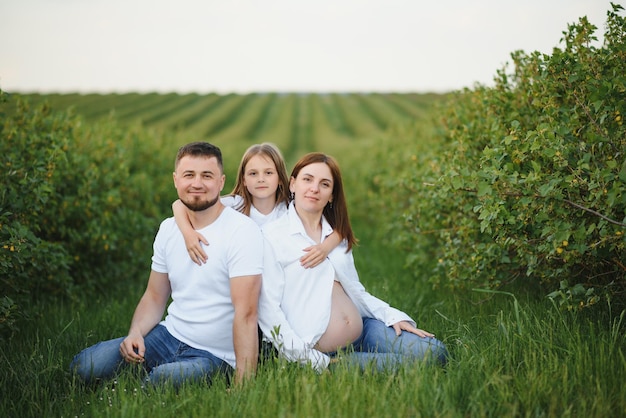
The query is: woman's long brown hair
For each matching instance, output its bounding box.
[290,152,357,251]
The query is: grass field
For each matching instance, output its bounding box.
[1,92,625,417]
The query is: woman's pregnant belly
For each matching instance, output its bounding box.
[315,280,363,353]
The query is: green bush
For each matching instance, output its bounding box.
[378,4,626,308]
[0,93,176,338]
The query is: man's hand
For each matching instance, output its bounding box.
[119,332,146,363]
[391,321,435,338]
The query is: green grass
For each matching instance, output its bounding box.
[2,215,624,417]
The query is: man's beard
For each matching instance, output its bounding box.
[181,194,220,212]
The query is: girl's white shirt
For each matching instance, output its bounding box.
[221,194,288,227]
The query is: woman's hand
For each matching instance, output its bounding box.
[392,321,435,338]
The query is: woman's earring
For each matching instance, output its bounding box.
[290,192,295,201]
[329,201,333,209]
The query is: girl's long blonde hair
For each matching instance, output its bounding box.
[228,143,290,216]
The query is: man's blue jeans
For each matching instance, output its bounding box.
[70,324,231,386]
[336,317,449,370]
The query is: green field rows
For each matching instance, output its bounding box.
[4,92,445,166]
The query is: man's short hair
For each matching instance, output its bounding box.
[175,142,223,172]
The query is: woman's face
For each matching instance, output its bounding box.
[290,162,333,215]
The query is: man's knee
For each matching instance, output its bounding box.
[69,352,91,381]
[69,338,125,382]
[147,362,204,386]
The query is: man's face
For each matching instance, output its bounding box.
[173,155,225,211]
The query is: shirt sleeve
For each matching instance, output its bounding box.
[151,218,172,274]
[332,247,416,328]
[220,194,243,209]
[258,236,330,372]
[226,218,264,278]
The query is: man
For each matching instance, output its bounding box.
[70,142,263,386]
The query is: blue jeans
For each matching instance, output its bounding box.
[70,325,231,386]
[335,317,449,371]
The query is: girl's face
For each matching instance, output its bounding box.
[290,162,333,215]
[243,154,280,202]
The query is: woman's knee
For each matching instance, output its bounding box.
[428,338,449,366]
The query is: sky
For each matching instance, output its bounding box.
[0,0,614,94]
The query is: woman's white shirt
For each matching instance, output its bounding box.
[258,202,414,372]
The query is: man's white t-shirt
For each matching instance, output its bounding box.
[151,206,263,368]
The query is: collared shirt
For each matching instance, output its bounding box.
[258,203,414,372]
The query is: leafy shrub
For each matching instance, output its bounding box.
[377,4,626,308]
[0,92,176,337]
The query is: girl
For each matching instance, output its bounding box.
[173,143,341,267]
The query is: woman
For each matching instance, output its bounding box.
[258,152,448,372]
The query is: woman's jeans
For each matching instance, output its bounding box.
[70,325,231,386]
[335,317,449,371]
